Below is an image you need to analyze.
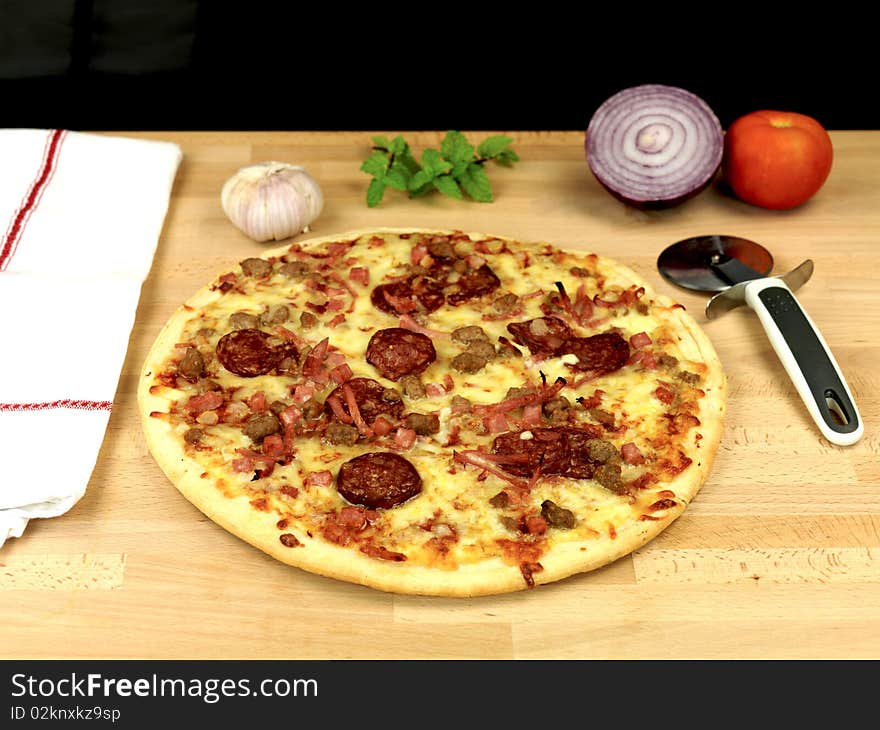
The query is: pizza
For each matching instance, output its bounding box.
[138,228,725,596]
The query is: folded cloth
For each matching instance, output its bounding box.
[0,129,182,547]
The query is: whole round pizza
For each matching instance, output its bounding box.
[138,228,726,596]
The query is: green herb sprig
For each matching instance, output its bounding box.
[361,130,518,207]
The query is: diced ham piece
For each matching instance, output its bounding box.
[621,442,647,465]
[522,515,548,535]
[330,363,353,384]
[483,411,509,433]
[393,427,417,450]
[185,391,224,415]
[349,267,370,286]
[629,332,652,349]
[304,470,333,487]
[279,404,303,428]
[654,385,675,404]
[372,416,394,436]
[262,434,285,459]
[301,337,329,376]
[522,403,543,426]
[338,505,373,529]
[410,243,428,265]
[221,400,250,424]
[325,352,347,368]
[292,383,317,404]
[630,349,658,369]
[246,391,267,412]
[232,457,253,473]
[425,382,447,398]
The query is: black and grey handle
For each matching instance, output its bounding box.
[742,277,862,446]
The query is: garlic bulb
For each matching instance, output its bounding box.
[221,162,323,242]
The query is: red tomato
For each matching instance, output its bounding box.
[722,111,833,210]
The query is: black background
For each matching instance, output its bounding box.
[1,1,877,132]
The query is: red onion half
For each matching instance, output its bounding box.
[585,84,723,208]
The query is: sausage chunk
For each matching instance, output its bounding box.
[404,413,440,435]
[451,326,489,345]
[451,351,489,374]
[541,500,576,529]
[325,421,359,446]
[243,411,281,442]
[240,257,273,278]
[178,347,204,381]
[229,311,260,330]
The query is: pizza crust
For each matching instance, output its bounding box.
[138,228,726,597]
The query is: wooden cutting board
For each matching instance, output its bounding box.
[1,130,877,659]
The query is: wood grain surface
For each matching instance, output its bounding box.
[1,130,877,660]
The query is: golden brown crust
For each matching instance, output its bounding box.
[138,227,726,596]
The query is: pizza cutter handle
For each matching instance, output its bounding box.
[743,278,863,446]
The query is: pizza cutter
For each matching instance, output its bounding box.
[657,234,863,447]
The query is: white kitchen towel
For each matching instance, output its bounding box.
[0,129,182,547]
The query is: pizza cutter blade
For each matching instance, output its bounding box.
[657,234,863,447]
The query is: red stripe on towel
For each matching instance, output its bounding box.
[0,400,112,412]
[0,129,67,271]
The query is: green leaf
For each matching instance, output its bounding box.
[388,135,408,156]
[384,166,409,192]
[432,174,463,199]
[360,150,390,177]
[398,146,421,176]
[459,163,493,202]
[477,135,514,159]
[421,148,453,178]
[409,183,433,198]
[440,130,475,165]
[409,168,433,192]
[366,177,386,207]
[360,131,517,207]
[494,149,520,165]
[450,159,470,178]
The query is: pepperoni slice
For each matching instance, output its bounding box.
[365,328,436,381]
[336,452,422,509]
[506,316,574,356]
[215,328,298,378]
[491,426,604,478]
[566,332,630,375]
[447,264,501,305]
[371,277,445,316]
[558,426,605,478]
[491,429,570,477]
[323,377,404,423]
